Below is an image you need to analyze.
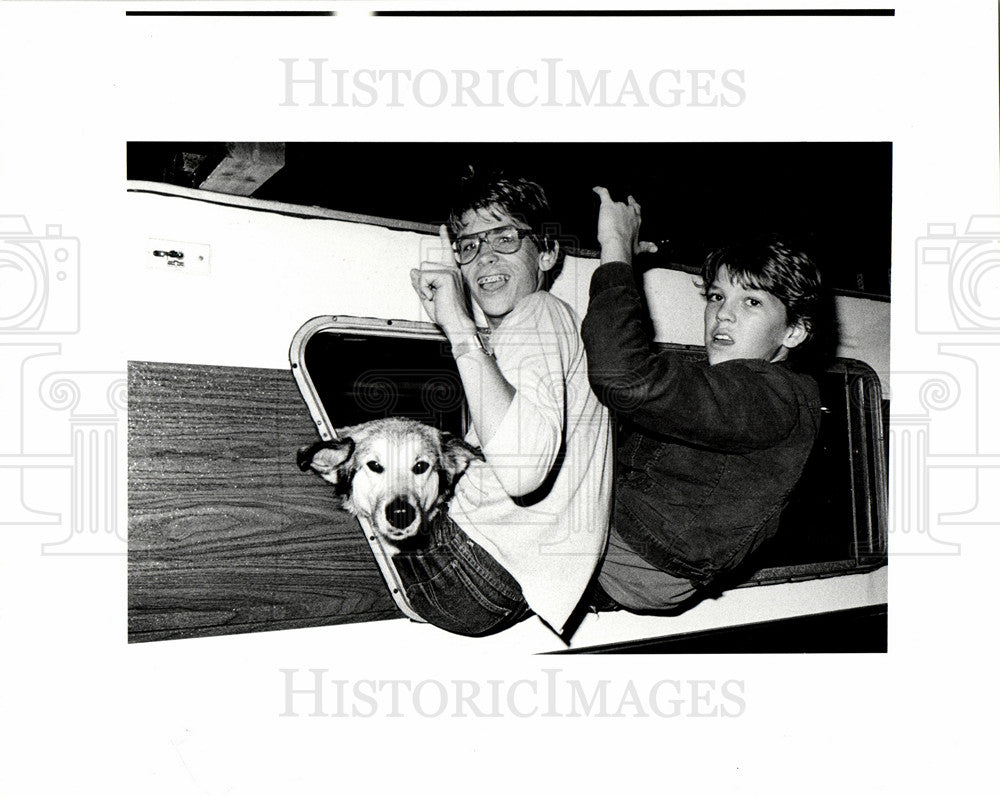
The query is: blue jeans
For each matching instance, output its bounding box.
[392,512,533,637]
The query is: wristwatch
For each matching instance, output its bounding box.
[450,331,491,360]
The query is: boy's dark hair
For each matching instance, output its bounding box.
[446,169,553,241]
[701,235,825,346]
[446,168,562,289]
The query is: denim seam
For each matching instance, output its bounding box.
[441,517,522,599]
[448,535,524,603]
[448,560,514,616]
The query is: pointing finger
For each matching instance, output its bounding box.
[437,224,460,268]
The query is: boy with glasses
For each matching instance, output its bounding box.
[401,173,613,636]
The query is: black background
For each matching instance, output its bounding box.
[128,141,891,298]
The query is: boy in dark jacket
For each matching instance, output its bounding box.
[581,187,824,610]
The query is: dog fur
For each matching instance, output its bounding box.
[297,417,482,549]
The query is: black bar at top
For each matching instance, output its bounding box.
[374,9,895,17]
[126,10,335,16]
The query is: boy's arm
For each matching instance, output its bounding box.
[451,331,515,447]
[410,226,515,446]
[581,186,661,421]
[410,227,566,495]
[582,186,677,431]
[474,294,570,497]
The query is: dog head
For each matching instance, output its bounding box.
[297,417,482,544]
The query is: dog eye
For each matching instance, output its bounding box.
[412,461,430,475]
[366,461,385,474]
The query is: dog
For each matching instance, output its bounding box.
[297,417,482,549]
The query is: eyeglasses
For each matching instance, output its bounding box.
[452,225,534,265]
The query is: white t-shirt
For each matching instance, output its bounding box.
[449,291,614,633]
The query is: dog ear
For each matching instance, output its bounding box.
[439,433,484,486]
[297,438,355,482]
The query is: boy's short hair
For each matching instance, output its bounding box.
[701,235,824,342]
[446,169,553,239]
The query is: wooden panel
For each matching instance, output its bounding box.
[128,361,402,643]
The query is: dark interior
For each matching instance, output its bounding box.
[304,330,465,436]
[752,361,887,572]
[127,141,892,299]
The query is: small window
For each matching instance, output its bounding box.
[739,357,888,584]
[298,319,465,437]
[290,316,471,623]
[292,316,466,438]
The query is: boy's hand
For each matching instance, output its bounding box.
[410,225,478,338]
[593,186,659,265]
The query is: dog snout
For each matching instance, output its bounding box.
[385,497,417,530]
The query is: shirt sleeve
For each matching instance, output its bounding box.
[581,261,812,452]
[479,293,573,498]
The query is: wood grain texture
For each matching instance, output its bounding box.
[128,361,402,643]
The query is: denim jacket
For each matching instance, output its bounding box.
[581,261,822,588]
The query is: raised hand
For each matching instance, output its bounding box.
[592,186,659,265]
[410,225,478,338]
